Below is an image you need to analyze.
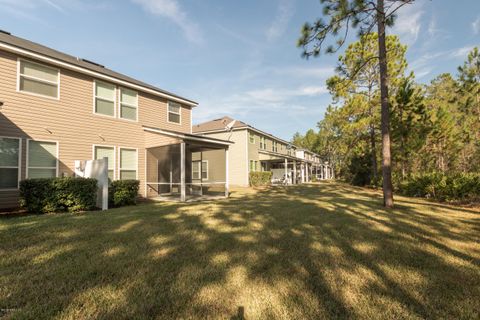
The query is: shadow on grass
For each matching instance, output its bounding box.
[0,182,479,319]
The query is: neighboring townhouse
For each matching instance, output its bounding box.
[0,31,231,209]
[193,116,333,187]
[295,149,334,182]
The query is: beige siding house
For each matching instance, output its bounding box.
[0,31,230,209]
[193,116,332,187]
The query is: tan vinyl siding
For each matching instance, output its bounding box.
[197,130,248,187]
[0,50,192,209]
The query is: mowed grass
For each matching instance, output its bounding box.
[1,182,479,319]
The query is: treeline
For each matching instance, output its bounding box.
[293,34,480,200]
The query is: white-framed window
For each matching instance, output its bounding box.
[0,137,21,190]
[272,141,278,153]
[94,145,115,180]
[27,140,58,178]
[119,87,138,121]
[119,148,137,180]
[260,136,266,150]
[192,160,208,180]
[249,132,255,144]
[94,80,116,117]
[18,59,59,99]
[249,160,258,172]
[168,101,181,124]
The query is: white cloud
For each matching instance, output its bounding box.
[449,46,475,58]
[472,16,480,35]
[391,3,423,45]
[265,0,294,42]
[246,85,327,103]
[132,0,203,44]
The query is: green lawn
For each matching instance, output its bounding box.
[1,182,479,319]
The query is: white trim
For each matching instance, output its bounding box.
[93,80,116,118]
[119,87,138,122]
[167,101,182,125]
[0,136,22,190]
[17,58,60,100]
[0,42,197,107]
[118,147,138,180]
[143,127,233,146]
[26,139,59,179]
[92,144,116,180]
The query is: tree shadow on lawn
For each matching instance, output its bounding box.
[0,182,479,319]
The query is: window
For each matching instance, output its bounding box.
[18,60,59,98]
[249,160,258,172]
[272,141,278,153]
[192,160,208,180]
[168,102,181,124]
[27,140,57,178]
[94,146,115,180]
[119,148,137,180]
[260,137,266,150]
[0,137,21,189]
[120,88,138,121]
[95,81,116,117]
[249,132,255,144]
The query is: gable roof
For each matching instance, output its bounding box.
[193,116,248,133]
[0,30,197,106]
[193,116,296,146]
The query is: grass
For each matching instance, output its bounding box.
[0,182,479,319]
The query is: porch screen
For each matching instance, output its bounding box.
[120,148,137,180]
[0,138,20,189]
[28,141,57,178]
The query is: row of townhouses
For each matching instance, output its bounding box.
[0,31,333,209]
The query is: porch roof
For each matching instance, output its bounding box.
[143,126,233,147]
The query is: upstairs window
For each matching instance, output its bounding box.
[0,137,21,189]
[249,132,255,144]
[19,60,59,98]
[272,141,278,153]
[260,137,266,150]
[119,148,137,180]
[95,81,116,117]
[27,140,57,178]
[168,102,181,124]
[120,88,138,121]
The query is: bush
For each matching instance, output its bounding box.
[249,172,272,187]
[19,177,98,213]
[397,172,480,202]
[109,180,140,207]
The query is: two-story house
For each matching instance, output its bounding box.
[0,31,231,209]
[193,116,332,186]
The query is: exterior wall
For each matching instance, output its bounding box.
[0,50,192,209]
[198,130,248,187]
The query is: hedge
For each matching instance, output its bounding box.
[19,177,98,213]
[397,172,480,202]
[249,171,272,187]
[109,180,140,207]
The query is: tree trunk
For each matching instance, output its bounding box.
[370,125,378,183]
[376,0,394,208]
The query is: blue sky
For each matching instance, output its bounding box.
[1,0,479,141]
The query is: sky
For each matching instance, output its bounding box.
[1,0,479,141]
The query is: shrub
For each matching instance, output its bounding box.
[109,180,140,207]
[19,177,98,213]
[249,172,272,187]
[397,172,480,202]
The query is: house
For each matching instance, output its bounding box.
[0,31,231,209]
[193,116,332,187]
